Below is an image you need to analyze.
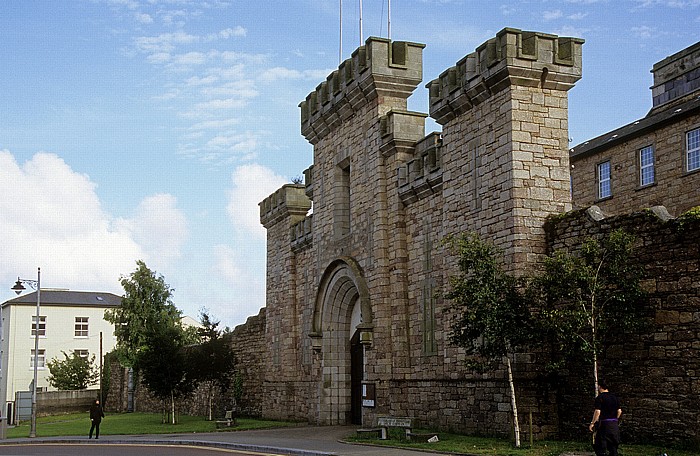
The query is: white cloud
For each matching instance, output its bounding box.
[186,75,218,86]
[259,67,335,83]
[135,12,153,24]
[172,51,208,66]
[199,80,258,99]
[500,5,516,15]
[568,12,589,19]
[190,118,240,130]
[543,9,564,20]
[134,31,199,54]
[218,27,247,39]
[226,164,288,240]
[0,151,144,294]
[115,193,189,265]
[193,98,249,111]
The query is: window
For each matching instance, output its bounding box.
[31,316,46,337]
[639,145,655,186]
[687,127,700,172]
[422,280,437,355]
[597,161,611,199]
[30,349,46,368]
[74,349,89,359]
[75,317,89,337]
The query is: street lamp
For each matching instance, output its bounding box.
[11,268,40,438]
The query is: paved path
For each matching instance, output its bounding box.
[0,426,448,456]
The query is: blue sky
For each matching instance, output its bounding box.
[1,0,698,328]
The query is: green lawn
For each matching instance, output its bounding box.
[6,413,299,439]
[349,427,697,456]
[6,414,695,456]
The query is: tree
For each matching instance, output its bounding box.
[529,229,647,397]
[105,260,191,421]
[444,232,535,448]
[138,324,196,424]
[191,310,237,420]
[47,352,100,390]
[105,260,182,368]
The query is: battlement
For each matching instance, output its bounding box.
[259,184,311,229]
[290,214,313,252]
[651,40,700,110]
[426,28,583,125]
[378,109,428,157]
[299,37,425,145]
[398,132,443,204]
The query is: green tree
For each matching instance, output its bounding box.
[444,232,535,448]
[191,310,237,420]
[105,260,192,421]
[47,351,100,390]
[105,260,182,368]
[138,323,196,424]
[529,229,647,396]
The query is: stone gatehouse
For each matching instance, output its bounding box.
[247,28,700,444]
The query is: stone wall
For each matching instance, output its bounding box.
[545,205,700,444]
[104,308,267,420]
[36,389,99,417]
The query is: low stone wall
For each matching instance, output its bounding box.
[36,389,99,417]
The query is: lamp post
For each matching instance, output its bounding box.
[11,268,40,438]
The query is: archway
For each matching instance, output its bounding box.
[311,258,373,425]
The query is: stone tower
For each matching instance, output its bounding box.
[260,28,583,435]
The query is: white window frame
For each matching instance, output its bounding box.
[75,317,89,338]
[639,145,655,187]
[597,160,612,200]
[687,127,700,172]
[74,349,89,359]
[31,316,46,337]
[30,349,46,369]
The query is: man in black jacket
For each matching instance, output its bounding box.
[88,399,105,439]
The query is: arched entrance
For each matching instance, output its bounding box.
[310,258,373,425]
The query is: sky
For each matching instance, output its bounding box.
[1,0,698,329]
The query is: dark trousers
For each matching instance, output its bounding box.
[594,421,620,456]
[89,420,101,438]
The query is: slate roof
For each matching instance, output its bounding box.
[2,290,122,308]
[570,94,700,160]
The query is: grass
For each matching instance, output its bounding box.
[349,427,698,456]
[6,414,696,456]
[6,413,299,439]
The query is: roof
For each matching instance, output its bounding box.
[570,94,700,160]
[2,290,122,309]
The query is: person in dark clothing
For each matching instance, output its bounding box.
[89,399,105,439]
[588,379,622,456]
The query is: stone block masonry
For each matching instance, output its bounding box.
[249,26,699,445]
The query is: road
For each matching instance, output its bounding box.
[0,443,288,456]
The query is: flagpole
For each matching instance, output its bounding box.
[339,0,343,63]
[359,0,363,45]
[388,0,391,40]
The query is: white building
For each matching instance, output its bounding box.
[0,289,121,419]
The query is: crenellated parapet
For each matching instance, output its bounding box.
[378,109,428,157]
[299,37,425,145]
[426,28,583,125]
[290,214,313,252]
[397,132,443,205]
[259,184,311,229]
